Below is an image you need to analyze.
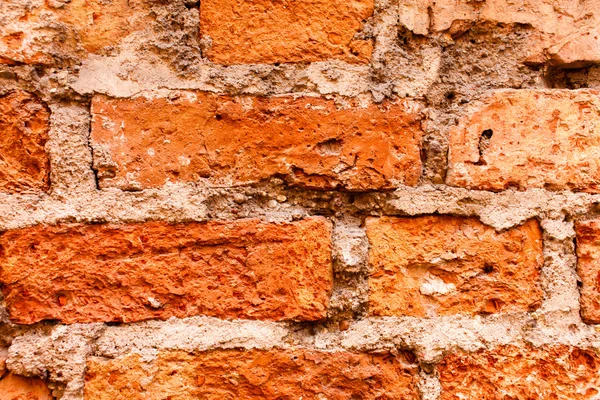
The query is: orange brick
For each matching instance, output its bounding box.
[367,216,543,317]
[575,219,600,323]
[84,349,419,399]
[447,90,600,192]
[0,218,332,324]
[90,93,423,191]
[0,0,150,65]
[0,373,52,400]
[0,91,50,193]
[200,0,374,65]
[439,345,600,399]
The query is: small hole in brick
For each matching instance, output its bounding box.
[483,264,494,273]
[475,129,494,165]
[215,114,222,121]
[445,91,456,101]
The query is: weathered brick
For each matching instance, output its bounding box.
[0,373,52,400]
[84,349,419,399]
[0,218,332,324]
[91,93,423,191]
[0,0,150,65]
[0,91,51,193]
[398,0,600,67]
[439,345,600,399]
[367,216,543,317]
[575,219,600,323]
[447,90,600,192]
[200,0,374,65]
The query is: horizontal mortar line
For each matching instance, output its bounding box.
[1,185,600,230]
[19,314,599,361]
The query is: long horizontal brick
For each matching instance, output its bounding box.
[367,216,543,317]
[84,349,420,399]
[200,0,374,65]
[447,90,600,192]
[0,218,332,324]
[90,93,423,191]
[575,219,600,323]
[439,345,600,399]
[0,91,50,193]
[1,0,151,65]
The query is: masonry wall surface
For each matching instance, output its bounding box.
[1,0,600,398]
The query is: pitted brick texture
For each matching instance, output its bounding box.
[439,345,600,399]
[0,373,52,400]
[0,0,151,65]
[576,219,600,323]
[200,0,374,65]
[0,218,332,324]
[447,90,600,192]
[0,91,50,193]
[367,216,543,317]
[91,93,423,191]
[84,349,420,399]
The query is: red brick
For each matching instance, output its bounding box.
[0,218,332,324]
[200,0,374,65]
[439,345,600,399]
[575,219,600,323]
[0,0,151,65]
[447,90,600,192]
[90,93,423,191]
[0,373,52,400]
[398,0,600,67]
[84,349,420,399]
[367,216,543,317]
[0,91,50,193]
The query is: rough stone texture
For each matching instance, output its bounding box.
[367,216,544,317]
[0,373,53,400]
[200,0,374,65]
[91,92,423,191]
[447,90,600,192]
[0,0,151,65]
[575,219,600,323]
[438,345,600,399]
[0,218,332,324]
[0,91,50,193]
[84,349,420,399]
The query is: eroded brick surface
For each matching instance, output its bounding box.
[439,345,600,399]
[84,349,420,399]
[398,0,600,67]
[447,90,600,192]
[367,216,543,317]
[200,0,374,65]
[575,219,600,323]
[0,218,332,324]
[91,93,423,191]
[0,0,151,65]
[0,91,51,193]
[0,373,52,400]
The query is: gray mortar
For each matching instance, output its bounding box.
[2,0,600,398]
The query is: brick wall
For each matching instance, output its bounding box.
[0,0,599,398]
